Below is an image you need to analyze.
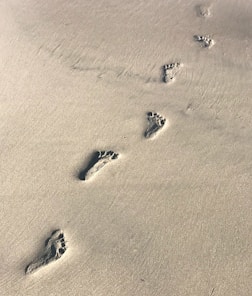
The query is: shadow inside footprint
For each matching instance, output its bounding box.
[78,151,101,180]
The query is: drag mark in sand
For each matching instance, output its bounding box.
[144,112,167,139]
[25,230,67,274]
[79,150,119,181]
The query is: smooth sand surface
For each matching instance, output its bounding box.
[1,0,251,295]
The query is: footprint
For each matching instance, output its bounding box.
[79,150,119,181]
[181,103,194,116]
[163,63,181,83]
[194,35,214,48]
[196,4,211,17]
[25,230,67,274]
[144,112,166,139]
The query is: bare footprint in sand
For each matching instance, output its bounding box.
[194,35,215,48]
[195,4,212,18]
[25,230,67,274]
[163,63,181,83]
[79,150,119,181]
[145,112,167,139]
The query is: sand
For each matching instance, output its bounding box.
[0,0,251,295]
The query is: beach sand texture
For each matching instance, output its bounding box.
[0,0,251,295]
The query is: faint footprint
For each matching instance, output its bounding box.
[195,4,211,17]
[25,230,67,274]
[194,35,214,48]
[163,63,181,83]
[145,112,167,139]
[185,103,193,114]
[79,150,119,181]
[180,103,194,116]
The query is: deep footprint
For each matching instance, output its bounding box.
[145,112,166,139]
[25,230,67,274]
[194,35,214,48]
[79,150,119,181]
[163,63,181,83]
